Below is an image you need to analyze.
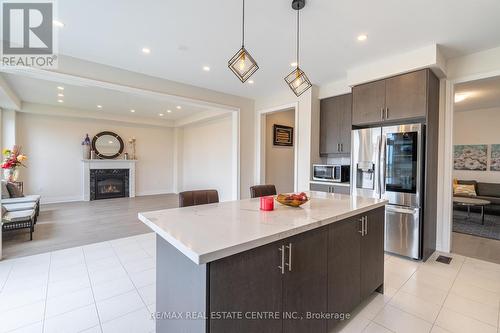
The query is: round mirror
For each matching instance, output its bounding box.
[92,131,124,159]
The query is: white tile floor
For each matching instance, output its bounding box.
[1,233,499,333]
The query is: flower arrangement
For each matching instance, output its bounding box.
[2,145,27,181]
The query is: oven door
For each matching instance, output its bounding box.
[382,124,423,207]
[385,205,421,260]
[313,165,334,181]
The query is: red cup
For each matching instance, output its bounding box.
[260,196,274,211]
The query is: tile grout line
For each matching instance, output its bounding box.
[0,261,14,293]
[41,252,53,333]
[82,246,104,333]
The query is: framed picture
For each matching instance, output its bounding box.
[453,144,487,171]
[491,144,500,171]
[273,124,294,147]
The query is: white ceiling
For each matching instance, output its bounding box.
[53,0,500,99]
[455,75,500,112]
[2,73,216,121]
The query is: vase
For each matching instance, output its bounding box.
[82,145,91,160]
[3,168,19,182]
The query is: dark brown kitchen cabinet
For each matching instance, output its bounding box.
[283,228,328,333]
[385,69,428,121]
[327,207,385,330]
[209,241,283,333]
[360,208,385,299]
[352,69,433,126]
[320,93,352,155]
[310,183,350,195]
[352,80,386,125]
[210,227,328,333]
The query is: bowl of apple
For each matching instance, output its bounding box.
[276,192,309,207]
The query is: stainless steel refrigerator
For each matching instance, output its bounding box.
[351,123,424,259]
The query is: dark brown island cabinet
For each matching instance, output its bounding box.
[156,207,385,333]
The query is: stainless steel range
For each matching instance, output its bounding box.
[351,123,424,259]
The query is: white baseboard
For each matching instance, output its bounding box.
[41,196,84,204]
[134,189,174,196]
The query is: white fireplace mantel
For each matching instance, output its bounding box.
[82,159,137,201]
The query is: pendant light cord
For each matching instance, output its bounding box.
[242,0,245,47]
[296,8,300,67]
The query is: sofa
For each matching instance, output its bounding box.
[455,180,500,215]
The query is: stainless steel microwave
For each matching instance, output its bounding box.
[313,164,350,183]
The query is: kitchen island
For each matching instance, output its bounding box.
[139,191,387,333]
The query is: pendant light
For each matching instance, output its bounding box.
[228,0,259,82]
[284,0,312,97]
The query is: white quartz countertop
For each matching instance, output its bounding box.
[138,192,387,265]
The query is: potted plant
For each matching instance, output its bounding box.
[1,145,28,182]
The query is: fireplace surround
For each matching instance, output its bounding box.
[82,159,136,201]
[90,169,129,200]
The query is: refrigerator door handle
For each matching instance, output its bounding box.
[386,205,419,215]
[382,135,387,195]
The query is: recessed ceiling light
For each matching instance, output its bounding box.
[142,47,151,54]
[53,20,64,27]
[159,113,164,117]
[248,80,254,84]
[454,93,469,103]
[58,93,64,97]
[167,110,172,113]
[357,34,368,42]
[290,62,297,67]
[130,109,136,113]
[97,105,102,109]
[203,66,211,71]
[57,99,63,103]
[176,106,182,110]
[57,86,64,90]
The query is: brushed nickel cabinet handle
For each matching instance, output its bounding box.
[285,243,292,272]
[358,217,364,235]
[278,245,285,274]
[380,108,384,120]
[340,143,343,152]
[365,216,368,235]
[385,108,389,120]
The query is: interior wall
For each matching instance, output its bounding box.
[179,115,233,202]
[1,109,16,150]
[453,107,500,183]
[17,111,175,203]
[265,109,295,193]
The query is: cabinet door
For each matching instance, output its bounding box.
[352,80,386,126]
[339,94,352,153]
[310,183,332,192]
[327,216,361,330]
[320,97,341,155]
[360,207,385,299]
[332,185,350,195]
[209,241,283,333]
[283,228,328,333]
[385,70,428,121]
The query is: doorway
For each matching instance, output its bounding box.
[449,75,500,264]
[256,103,298,193]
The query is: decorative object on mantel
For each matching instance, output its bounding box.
[128,137,136,160]
[453,144,487,171]
[491,144,500,171]
[1,145,27,182]
[124,153,129,160]
[81,134,91,160]
[92,131,124,159]
[273,124,294,146]
[90,150,96,160]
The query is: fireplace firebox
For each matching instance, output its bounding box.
[90,169,129,200]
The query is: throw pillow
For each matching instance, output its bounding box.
[454,184,477,197]
[6,182,24,198]
[1,180,10,199]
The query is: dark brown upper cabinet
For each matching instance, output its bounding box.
[320,93,352,156]
[352,69,432,126]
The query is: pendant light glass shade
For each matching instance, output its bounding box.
[285,0,311,96]
[228,0,259,82]
[228,47,259,82]
[285,66,312,97]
